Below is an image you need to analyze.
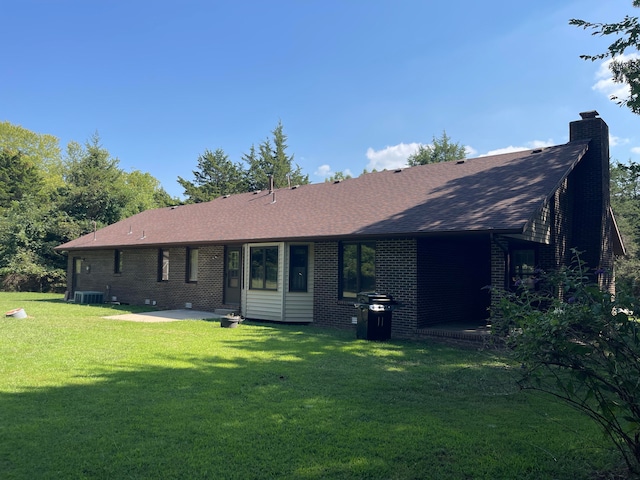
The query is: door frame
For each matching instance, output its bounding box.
[224,245,242,306]
[71,257,82,294]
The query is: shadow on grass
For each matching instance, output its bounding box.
[0,323,618,480]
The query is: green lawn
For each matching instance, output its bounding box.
[0,293,622,479]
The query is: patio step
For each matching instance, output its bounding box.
[415,324,491,344]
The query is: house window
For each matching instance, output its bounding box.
[289,245,308,292]
[511,248,536,289]
[186,247,198,282]
[114,250,123,274]
[158,249,169,282]
[340,242,376,299]
[250,246,278,290]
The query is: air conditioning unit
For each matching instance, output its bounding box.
[74,291,104,304]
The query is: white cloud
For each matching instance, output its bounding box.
[593,54,640,103]
[365,142,420,171]
[631,147,640,155]
[314,164,355,180]
[365,142,479,170]
[481,146,528,156]
[480,139,555,157]
[610,135,630,147]
[314,164,332,177]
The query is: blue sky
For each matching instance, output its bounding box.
[3,1,639,198]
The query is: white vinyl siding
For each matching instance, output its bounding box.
[243,243,284,321]
[284,243,314,322]
[241,242,314,323]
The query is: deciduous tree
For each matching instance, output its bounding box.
[571,1,640,114]
[0,197,75,292]
[123,170,176,215]
[0,121,63,194]
[611,161,640,295]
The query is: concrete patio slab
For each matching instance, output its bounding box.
[103,309,220,323]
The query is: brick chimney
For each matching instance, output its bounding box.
[569,110,613,287]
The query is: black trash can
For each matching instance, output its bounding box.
[355,292,398,341]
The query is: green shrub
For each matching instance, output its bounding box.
[491,249,640,475]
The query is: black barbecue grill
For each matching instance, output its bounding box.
[354,292,399,341]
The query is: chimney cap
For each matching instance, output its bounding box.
[579,110,599,119]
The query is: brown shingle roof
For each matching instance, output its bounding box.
[56,140,590,251]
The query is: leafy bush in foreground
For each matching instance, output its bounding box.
[492,250,640,475]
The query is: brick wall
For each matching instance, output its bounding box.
[417,236,491,328]
[66,245,226,311]
[312,238,418,338]
[536,176,574,276]
[312,241,354,328]
[490,236,508,307]
[375,238,418,338]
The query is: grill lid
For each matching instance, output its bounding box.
[356,292,397,305]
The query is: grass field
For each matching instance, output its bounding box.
[0,292,623,479]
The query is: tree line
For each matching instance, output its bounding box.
[4,108,640,297]
[0,122,178,292]
[0,120,317,292]
[177,121,308,203]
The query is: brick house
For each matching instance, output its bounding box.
[55,112,624,338]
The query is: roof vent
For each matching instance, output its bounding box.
[456,159,466,164]
[253,190,261,195]
[170,205,179,209]
[394,168,403,173]
[291,185,299,190]
[223,194,230,198]
[531,149,543,154]
[333,179,341,184]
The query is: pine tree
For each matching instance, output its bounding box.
[0,149,44,208]
[407,131,466,166]
[245,122,308,191]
